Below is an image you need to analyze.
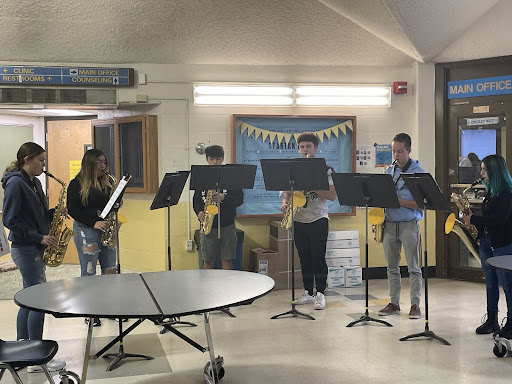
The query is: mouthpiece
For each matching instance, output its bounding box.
[391,160,397,166]
[44,170,54,178]
[471,177,483,187]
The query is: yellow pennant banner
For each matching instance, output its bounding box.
[237,120,353,144]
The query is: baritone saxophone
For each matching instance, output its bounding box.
[42,171,75,267]
[445,178,482,264]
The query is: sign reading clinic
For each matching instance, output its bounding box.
[0,66,134,86]
[448,75,512,99]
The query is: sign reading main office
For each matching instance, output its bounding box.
[0,66,134,87]
[448,75,512,99]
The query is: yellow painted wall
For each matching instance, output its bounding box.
[117,202,437,272]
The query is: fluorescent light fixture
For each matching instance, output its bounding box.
[6,109,95,116]
[296,96,390,106]
[194,83,391,106]
[194,84,294,105]
[296,85,391,106]
[296,86,390,97]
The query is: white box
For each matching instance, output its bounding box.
[328,230,359,240]
[327,267,345,288]
[326,238,359,249]
[326,256,361,267]
[345,266,362,287]
[325,248,360,258]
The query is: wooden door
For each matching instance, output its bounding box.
[47,119,92,264]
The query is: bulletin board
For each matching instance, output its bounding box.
[232,115,356,217]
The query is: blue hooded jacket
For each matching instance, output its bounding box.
[385,159,425,222]
[2,170,51,248]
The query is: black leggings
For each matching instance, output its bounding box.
[294,218,329,295]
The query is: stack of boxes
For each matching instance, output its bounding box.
[249,221,303,291]
[325,230,362,288]
[251,222,362,290]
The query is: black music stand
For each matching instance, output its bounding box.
[260,158,329,321]
[332,173,399,328]
[99,175,154,370]
[190,164,257,318]
[399,173,451,345]
[150,171,197,332]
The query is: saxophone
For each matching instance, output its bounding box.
[372,160,397,242]
[200,190,219,235]
[42,172,75,267]
[445,178,482,264]
[101,172,128,247]
[281,154,309,231]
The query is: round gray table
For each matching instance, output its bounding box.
[14,269,274,384]
[486,256,512,272]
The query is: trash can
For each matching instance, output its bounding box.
[194,229,244,270]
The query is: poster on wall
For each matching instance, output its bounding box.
[234,115,355,216]
[356,145,372,168]
[375,144,392,167]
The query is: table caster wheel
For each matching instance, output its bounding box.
[203,356,225,383]
[493,342,508,358]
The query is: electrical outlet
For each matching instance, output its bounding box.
[186,240,194,251]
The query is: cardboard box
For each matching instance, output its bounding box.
[269,236,301,270]
[326,256,361,267]
[326,238,359,249]
[249,248,284,276]
[345,266,363,287]
[325,248,360,259]
[327,267,345,288]
[269,220,292,240]
[328,230,359,240]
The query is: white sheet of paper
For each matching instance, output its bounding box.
[100,177,129,219]
[0,225,10,257]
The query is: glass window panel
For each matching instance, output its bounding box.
[93,124,115,174]
[119,121,144,188]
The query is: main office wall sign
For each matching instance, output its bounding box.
[448,75,512,99]
[0,66,134,86]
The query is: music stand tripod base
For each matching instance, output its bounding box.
[347,309,393,328]
[271,302,315,321]
[399,327,450,345]
[159,316,197,334]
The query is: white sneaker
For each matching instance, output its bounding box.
[27,359,66,373]
[314,292,326,310]
[295,290,315,305]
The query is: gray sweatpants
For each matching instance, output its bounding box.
[382,220,422,307]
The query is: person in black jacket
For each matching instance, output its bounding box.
[463,154,512,338]
[1,142,66,372]
[67,149,117,326]
[193,145,243,270]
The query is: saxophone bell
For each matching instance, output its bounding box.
[43,171,75,267]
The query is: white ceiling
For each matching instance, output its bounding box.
[0,0,510,67]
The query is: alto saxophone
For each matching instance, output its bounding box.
[101,172,128,247]
[200,190,219,235]
[281,154,309,231]
[445,178,482,264]
[43,171,75,267]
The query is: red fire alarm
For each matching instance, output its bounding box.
[393,81,407,94]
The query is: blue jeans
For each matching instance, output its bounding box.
[479,233,512,315]
[11,246,46,340]
[73,221,117,276]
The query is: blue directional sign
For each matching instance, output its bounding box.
[0,66,134,86]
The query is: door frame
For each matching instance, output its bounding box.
[435,55,512,280]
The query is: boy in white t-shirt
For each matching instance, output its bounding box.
[280,133,337,310]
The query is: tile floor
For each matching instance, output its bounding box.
[0,278,511,384]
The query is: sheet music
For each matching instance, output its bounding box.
[0,224,10,257]
[100,175,130,219]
